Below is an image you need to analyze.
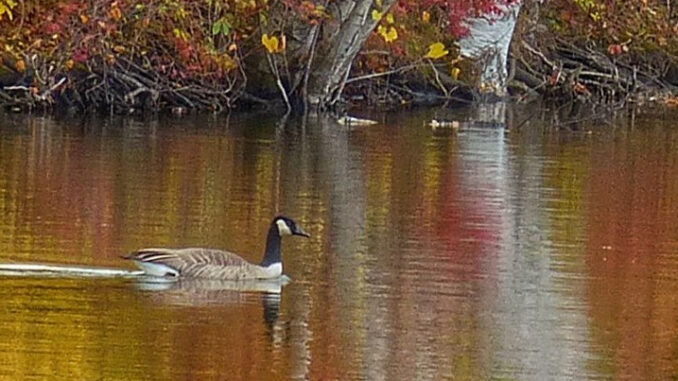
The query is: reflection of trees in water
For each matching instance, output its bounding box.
[274,114,370,380]
[132,276,285,342]
[4,110,678,379]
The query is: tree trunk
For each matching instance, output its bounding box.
[459,2,522,98]
[304,0,397,110]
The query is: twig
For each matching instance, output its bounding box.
[346,62,421,84]
[36,77,66,101]
[521,40,555,68]
[265,53,291,112]
[427,59,450,98]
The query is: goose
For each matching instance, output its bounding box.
[123,216,310,280]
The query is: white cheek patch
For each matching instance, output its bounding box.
[276,219,293,236]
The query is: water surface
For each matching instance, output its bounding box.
[1,107,678,380]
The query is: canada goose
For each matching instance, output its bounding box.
[123,216,310,280]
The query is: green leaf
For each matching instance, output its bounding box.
[212,19,231,36]
[212,21,221,36]
[220,21,231,36]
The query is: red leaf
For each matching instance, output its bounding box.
[46,23,62,34]
[73,48,89,63]
[607,44,623,56]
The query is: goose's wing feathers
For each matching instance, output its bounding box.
[127,248,257,278]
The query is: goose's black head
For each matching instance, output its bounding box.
[273,216,310,238]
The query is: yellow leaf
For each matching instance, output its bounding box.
[386,27,397,42]
[371,9,382,22]
[261,33,285,53]
[425,42,449,59]
[0,6,13,21]
[386,13,394,24]
[451,67,461,80]
[378,26,398,43]
[80,14,89,23]
[376,0,382,6]
[422,11,430,23]
[262,34,278,53]
[0,0,17,20]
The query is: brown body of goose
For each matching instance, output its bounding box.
[123,216,309,280]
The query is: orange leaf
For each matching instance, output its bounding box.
[109,7,122,21]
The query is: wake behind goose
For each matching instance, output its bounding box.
[0,263,144,277]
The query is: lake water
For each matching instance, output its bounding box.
[1,105,678,380]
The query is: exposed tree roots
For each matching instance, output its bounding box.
[0,56,247,114]
[512,35,678,104]
[3,35,678,114]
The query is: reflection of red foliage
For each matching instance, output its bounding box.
[436,168,502,280]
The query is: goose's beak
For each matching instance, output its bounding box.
[294,226,310,238]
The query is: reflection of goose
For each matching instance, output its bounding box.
[124,216,310,280]
[134,275,291,293]
[146,283,286,346]
[132,277,288,310]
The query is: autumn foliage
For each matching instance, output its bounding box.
[0,0,522,110]
[546,0,678,53]
[515,0,678,103]
[2,0,673,111]
[0,0,250,110]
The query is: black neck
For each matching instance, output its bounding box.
[260,224,282,267]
